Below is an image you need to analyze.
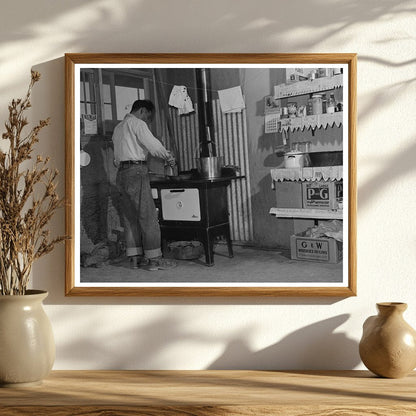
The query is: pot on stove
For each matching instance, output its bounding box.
[195,134,224,178]
[196,156,224,178]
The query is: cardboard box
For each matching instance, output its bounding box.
[290,232,343,263]
[274,181,303,208]
[302,180,343,210]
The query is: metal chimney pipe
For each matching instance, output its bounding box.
[195,68,215,157]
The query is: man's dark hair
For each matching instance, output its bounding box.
[131,99,155,114]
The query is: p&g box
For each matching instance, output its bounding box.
[302,180,343,210]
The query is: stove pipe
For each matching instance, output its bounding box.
[195,68,216,157]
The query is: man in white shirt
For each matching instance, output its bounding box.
[112,100,176,271]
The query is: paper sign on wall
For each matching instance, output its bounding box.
[82,114,97,135]
[218,86,245,113]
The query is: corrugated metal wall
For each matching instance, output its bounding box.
[162,101,253,242]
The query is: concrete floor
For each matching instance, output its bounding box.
[80,243,343,284]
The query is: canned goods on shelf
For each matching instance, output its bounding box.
[311,94,323,115]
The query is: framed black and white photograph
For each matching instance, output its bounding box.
[65,53,356,296]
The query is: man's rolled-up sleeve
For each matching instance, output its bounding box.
[135,120,169,159]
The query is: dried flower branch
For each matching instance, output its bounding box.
[0,71,66,295]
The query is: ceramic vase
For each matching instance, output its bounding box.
[359,302,416,378]
[0,290,55,387]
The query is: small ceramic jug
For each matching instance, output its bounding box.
[359,302,416,378]
[0,290,55,387]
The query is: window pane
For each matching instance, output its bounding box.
[103,84,111,103]
[80,82,85,101]
[104,104,112,121]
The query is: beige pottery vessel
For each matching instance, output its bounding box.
[359,302,416,378]
[0,290,55,387]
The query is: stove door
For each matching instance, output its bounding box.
[160,188,201,221]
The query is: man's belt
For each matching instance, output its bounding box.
[119,160,147,167]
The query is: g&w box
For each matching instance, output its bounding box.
[290,232,342,263]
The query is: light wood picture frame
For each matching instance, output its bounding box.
[65,53,357,296]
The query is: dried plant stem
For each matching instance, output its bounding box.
[0,71,66,295]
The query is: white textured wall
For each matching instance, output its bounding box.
[1,0,415,370]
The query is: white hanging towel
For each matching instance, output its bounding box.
[82,114,98,135]
[218,86,245,113]
[168,85,194,114]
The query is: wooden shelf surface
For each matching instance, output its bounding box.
[269,207,343,219]
[0,370,415,415]
[274,74,343,98]
[279,112,343,132]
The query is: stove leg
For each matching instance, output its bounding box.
[225,227,233,258]
[202,231,214,266]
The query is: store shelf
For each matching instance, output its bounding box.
[270,73,345,227]
[269,207,343,220]
[271,166,343,182]
[274,74,343,99]
[279,112,343,132]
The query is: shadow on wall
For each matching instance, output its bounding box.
[0,0,414,97]
[208,314,360,370]
[357,59,415,131]
[0,1,414,60]
[359,138,416,210]
[54,312,199,369]
[53,307,359,370]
